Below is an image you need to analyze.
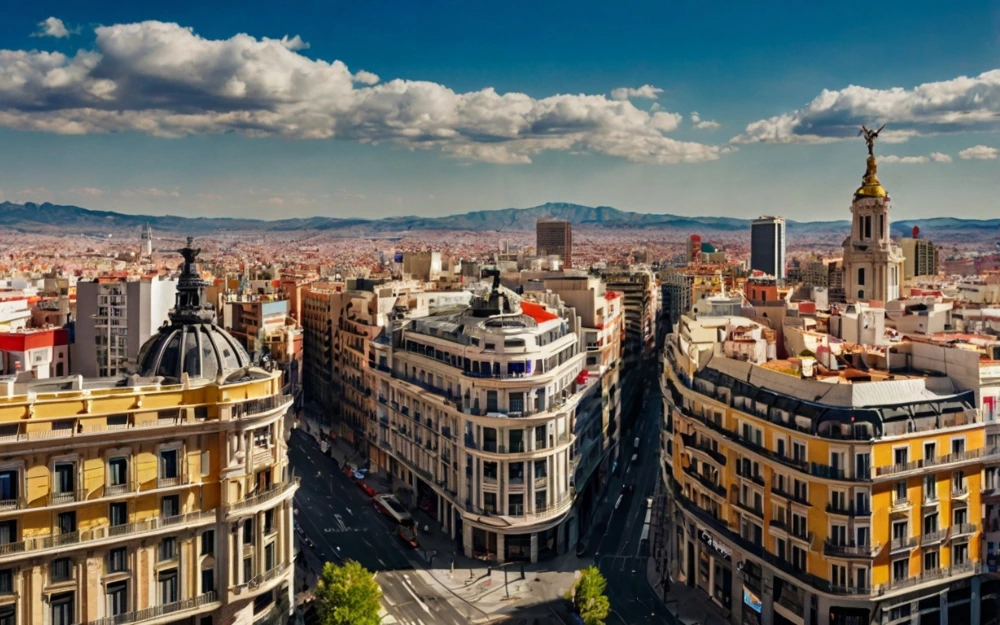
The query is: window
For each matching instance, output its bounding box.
[57,511,76,535]
[483,492,497,514]
[107,581,128,617]
[201,451,211,477]
[856,567,869,590]
[51,557,73,582]
[892,521,908,541]
[894,480,907,502]
[0,470,19,505]
[264,510,274,535]
[791,546,807,571]
[535,490,547,510]
[159,537,177,562]
[243,558,253,583]
[50,592,74,625]
[830,524,847,546]
[265,542,275,571]
[161,495,180,518]
[108,547,127,573]
[201,567,215,594]
[108,457,128,487]
[158,569,178,604]
[0,604,14,625]
[0,521,14,545]
[923,513,938,534]
[924,549,939,571]
[952,438,966,455]
[924,475,937,500]
[0,569,11,595]
[893,447,908,465]
[954,542,969,565]
[831,564,847,587]
[159,449,178,480]
[201,530,215,556]
[54,462,75,494]
[243,518,254,544]
[110,502,128,527]
[954,507,968,525]
[924,442,936,460]
[892,558,909,582]
[483,462,497,480]
[508,493,524,516]
[858,267,866,286]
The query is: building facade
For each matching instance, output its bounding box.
[536,220,573,268]
[751,216,787,282]
[74,277,177,378]
[367,282,590,562]
[900,237,939,280]
[0,241,295,625]
[656,314,985,625]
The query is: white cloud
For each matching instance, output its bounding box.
[879,155,930,164]
[120,187,180,198]
[31,17,76,39]
[268,35,309,51]
[0,22,721,165]
[195,192,224,200]
[609,85,664,101]
[65,186,104,196]
[929,152,953,163]
[958,145,998,160]
[690,111,721,130]
[262,197,285,206]
[732,69,1000,144]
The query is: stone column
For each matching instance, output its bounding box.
[234,520,245,585]
[972,576,982,625]
[530,533,538,563]
[496,532,506,563]
[463,522,473,558]
[940,590,949,625]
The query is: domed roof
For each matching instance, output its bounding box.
[137,323,252,382]
[136,237,254,383]
[855,155,887,199]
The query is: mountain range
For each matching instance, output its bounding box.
[1,200,998,238]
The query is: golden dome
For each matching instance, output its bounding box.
[855,155,886,198]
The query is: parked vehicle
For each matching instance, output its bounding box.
[397,524,419,548]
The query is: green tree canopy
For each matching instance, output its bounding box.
[570,566,611,625]
[315,560,383,625]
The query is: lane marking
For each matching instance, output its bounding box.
[402,575,432,614]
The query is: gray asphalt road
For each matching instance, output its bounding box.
[290,428,478,625]
[593,372,670,625]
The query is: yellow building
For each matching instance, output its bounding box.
[0,240,296,625]
[657,314,984,625]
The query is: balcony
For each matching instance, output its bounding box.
[48,488,86,506]
[823,539,881,558]
[680,433,727,466]
[876,562,981,596]
[231,394,291,420]
[682,466,726,498]
[875,448,984,478]
[769,518,787,532]
[890,536,918,554]
[921,529,948,545]
[157,476,183,489]
[889,497,911,513]
[227,478,299,516]
[734,500,764,520]
[91,591,220,625]
[825,502,872,517]
[234,562,293,596]
[950,523,977,539]
[771,484,810,507]
[0,509,217,562]
[0,497,24,512]
[952,485,970,499]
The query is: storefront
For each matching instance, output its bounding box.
[695,527,733,611]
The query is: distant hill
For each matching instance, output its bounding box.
[1,200,996,238]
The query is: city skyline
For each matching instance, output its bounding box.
[0,1,998,220]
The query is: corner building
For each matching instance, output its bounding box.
[369,282,587,562]
[0,241,296,625]
[660,315,984,625]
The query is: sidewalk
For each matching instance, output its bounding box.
[644,556,732,625]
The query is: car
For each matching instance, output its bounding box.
[294,523,305,536]
[622,483,634,495]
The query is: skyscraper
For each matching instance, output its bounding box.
[750,216,786,281]
[536,219,572,267]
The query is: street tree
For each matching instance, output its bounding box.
[568,565,611,625]
[315,560,383,625]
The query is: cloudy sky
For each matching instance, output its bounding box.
[0,1,998,220]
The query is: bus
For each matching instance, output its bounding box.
[373,494,415,527]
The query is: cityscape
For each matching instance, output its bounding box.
[1,4,1000,625]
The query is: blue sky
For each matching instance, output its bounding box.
[0,0,998,221]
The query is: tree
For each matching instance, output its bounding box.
[568,566,610,625]
[315,560,383,625]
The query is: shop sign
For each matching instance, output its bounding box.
[699,529,732,560]
[743,587,762,613]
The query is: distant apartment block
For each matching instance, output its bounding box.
[536,220,573,267]
[750,216,786,281]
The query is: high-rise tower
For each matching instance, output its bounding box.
[750,216,786,281]
[841,130,905,303]
[141,223,153,257]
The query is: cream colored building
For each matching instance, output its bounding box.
[0,241,296,625]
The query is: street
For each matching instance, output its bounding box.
[592,374,669,625]
[290,428,484,625]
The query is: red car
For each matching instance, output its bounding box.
[357,480,376,498]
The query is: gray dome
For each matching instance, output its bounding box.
[136,236,253,383]
[137,323,252,382]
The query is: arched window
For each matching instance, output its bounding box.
[858,268,865,286]
[858,289,865,299]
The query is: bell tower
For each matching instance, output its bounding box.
[841,125,905,303]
